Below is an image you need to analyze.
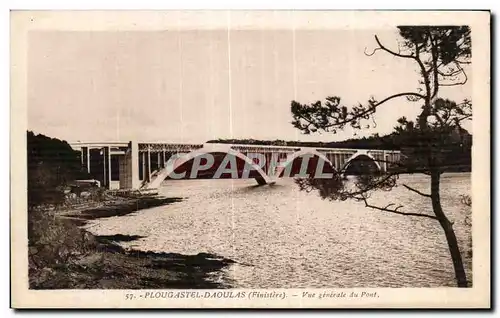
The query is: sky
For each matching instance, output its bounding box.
[27,29,472,144]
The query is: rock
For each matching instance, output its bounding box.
[66,193,77,200]
[29,246,39,255]
[74,253,104,266]
[80,191,91,198]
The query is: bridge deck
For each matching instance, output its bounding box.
[69,141,400,154]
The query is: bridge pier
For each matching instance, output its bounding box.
[102,146,110,188]
[81,146,90,174]
[382,150,387,173]
[139,151,149,183]
[147,148,151,182]
[119,141,140,189]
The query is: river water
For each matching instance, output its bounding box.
[85,172,472,288]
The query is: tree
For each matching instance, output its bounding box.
[27,131,89,209]
[290,26,472,287]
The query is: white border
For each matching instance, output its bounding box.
[4,3,495,315]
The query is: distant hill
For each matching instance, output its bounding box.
[206,128,472,151]
[207,128,472,172]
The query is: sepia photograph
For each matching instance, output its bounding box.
[11,10,490,308]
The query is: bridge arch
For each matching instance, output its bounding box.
[144,148,272,189]
[276,149,337,178]
[342,152,381,175]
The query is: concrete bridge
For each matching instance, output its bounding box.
[69,141,401,190]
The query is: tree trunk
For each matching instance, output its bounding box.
[430,170,468,287]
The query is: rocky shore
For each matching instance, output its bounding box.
[29,192,236,289]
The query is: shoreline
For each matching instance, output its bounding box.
[29,193,237,289]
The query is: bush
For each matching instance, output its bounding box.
[27,131,90,210]
[28,207,99,287]
[26,131,101,288]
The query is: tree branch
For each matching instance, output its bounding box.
[454,114,472,123]
[376,92,426,105]
[438,62,468,86]
[439,67,468,86]
[374,35,416,59]
[402,184,432,198]
[325,92,425,127]
[364,47,382,57]
[438,68,463,77]
[342,172,399,197]
[292,92,424,133]
[360,196,438,220]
